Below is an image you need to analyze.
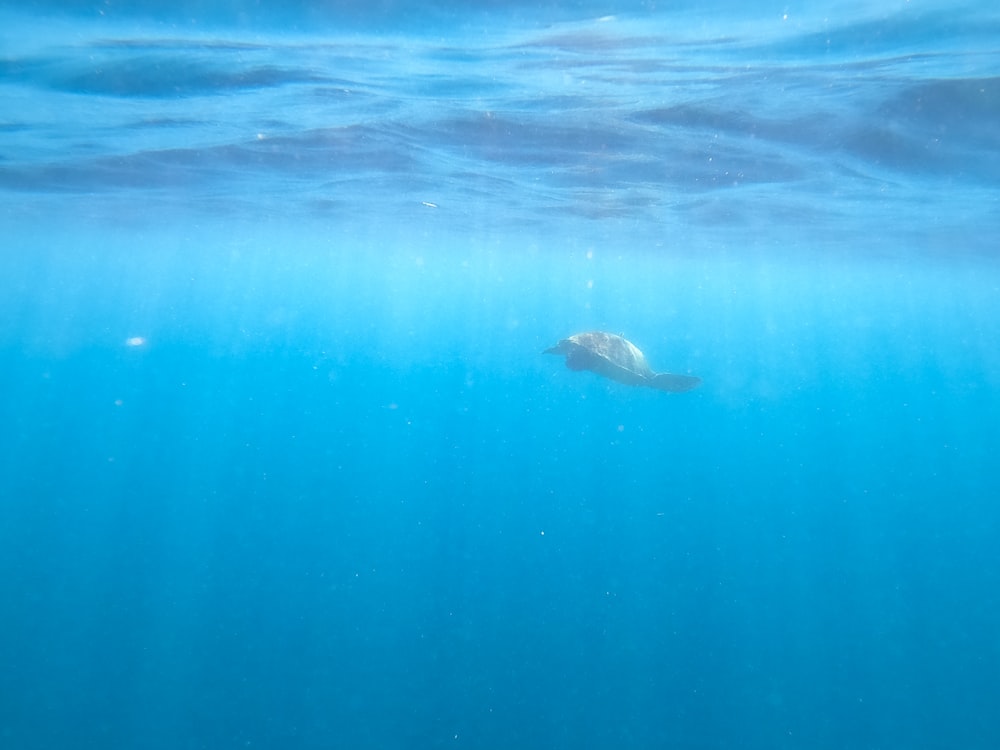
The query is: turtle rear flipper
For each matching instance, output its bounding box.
[649,372,701,393]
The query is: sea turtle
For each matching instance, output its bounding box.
[544,331,701,393]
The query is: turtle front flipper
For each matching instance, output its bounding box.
[649,372,701,393]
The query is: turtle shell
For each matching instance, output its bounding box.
[552,332,655,386]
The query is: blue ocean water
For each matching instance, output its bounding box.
[2,1,999,748]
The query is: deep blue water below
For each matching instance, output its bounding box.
[2,1,999,749]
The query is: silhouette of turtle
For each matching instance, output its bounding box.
[545,331,700,393]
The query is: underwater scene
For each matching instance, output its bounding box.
[1,0,999,747]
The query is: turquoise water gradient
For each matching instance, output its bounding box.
[2,2,999,748]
